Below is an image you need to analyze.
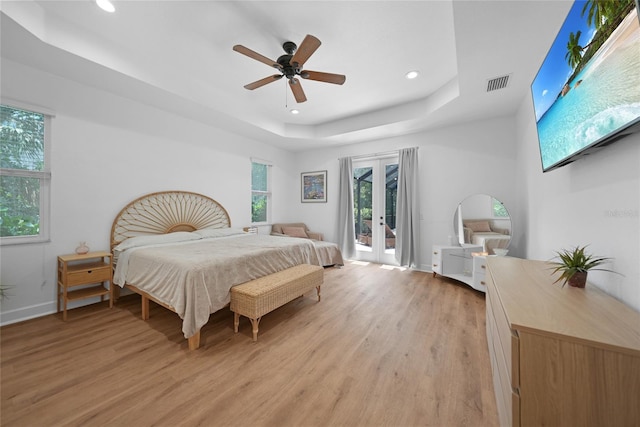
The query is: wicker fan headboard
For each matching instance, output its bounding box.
[111,191,231,251]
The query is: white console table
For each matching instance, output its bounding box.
[432,244,488,292]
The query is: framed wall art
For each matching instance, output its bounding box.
[301,170,327,203]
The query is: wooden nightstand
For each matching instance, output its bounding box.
[57,251,113,320]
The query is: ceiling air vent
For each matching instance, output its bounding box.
[486,74,510,92]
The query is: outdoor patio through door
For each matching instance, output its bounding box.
[353,156,398,265]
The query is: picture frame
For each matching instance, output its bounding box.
[301,170,327,203]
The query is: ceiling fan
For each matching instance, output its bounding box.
[233,34,346,103]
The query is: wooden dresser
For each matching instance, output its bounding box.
[485,257,640,426]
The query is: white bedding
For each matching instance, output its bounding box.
[113,232,320,338]
[311,240,344,266]
[470,232,511,254]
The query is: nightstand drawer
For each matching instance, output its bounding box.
[67,266,111,286]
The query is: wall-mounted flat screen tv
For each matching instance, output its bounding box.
[531,0,640,172]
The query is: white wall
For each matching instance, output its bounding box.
[516,94,640,311]
[8,51,636,324]
[0,60,296,323]
[1,56,519,323]
[289,116,519,271]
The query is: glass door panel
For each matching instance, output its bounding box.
[354,164,374,260]
[353,157,398,264]
[382,159,398,264]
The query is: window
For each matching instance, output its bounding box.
[1,104,51,245]
[251,159,271,224]
[492,197,508,218]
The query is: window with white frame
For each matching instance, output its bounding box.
[251,159,271,224]
[0,104,51,245]
[492,197,508,218]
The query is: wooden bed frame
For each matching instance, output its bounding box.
[110,190,231,350]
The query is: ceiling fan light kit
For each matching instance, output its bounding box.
[233,34,346,103]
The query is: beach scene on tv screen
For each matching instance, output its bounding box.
[531,0,640,171]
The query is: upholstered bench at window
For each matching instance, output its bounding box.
[230,264,324,341]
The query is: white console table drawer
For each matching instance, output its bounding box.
[432,244,484,292]
[473,255,488,291]
[431,248,443,275]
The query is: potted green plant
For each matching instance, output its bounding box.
[550,245,619,288]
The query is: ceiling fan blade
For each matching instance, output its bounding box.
[301,70,346,85]
[290,34,321,68]
[233,45,282,69]
[289,78,307,103]
[244,74,283,90]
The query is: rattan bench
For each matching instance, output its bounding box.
[230,264,324,341]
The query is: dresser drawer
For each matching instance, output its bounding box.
[486,274,520,389]
[66,265,111,286]
[487,290,520,426]
[494,332,519,427]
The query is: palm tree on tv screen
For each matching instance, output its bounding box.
[565,30,583,69]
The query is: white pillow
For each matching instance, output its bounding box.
[192,227,246,239]
[114,231,200,252]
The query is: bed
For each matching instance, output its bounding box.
[270,222,344,267]
[111,191,320,349]
[462,219,511,255]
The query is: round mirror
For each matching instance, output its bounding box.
[453,194,511,254]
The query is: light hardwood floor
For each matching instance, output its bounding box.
[1,261,497,427]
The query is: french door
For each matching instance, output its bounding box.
[353,156,399,265]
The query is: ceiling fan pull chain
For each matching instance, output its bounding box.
[285,79,289,108]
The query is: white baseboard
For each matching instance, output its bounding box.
[417,263,433,273]
[0,294,120,326]
[0,301,57,326]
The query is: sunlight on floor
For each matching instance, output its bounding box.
[380,264,406,271]
[346,260,406,271]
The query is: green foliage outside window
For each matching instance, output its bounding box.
[353,167,373,236]
[1,105,45,237]
[252,194,267,223]
[492,198,508,218]
[0,177,41,236]
[251,162,267,192]
[251,162,269,223]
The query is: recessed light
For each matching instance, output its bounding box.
[290,109,300,115]
[96,0,115,13]
[405,70,419,79]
